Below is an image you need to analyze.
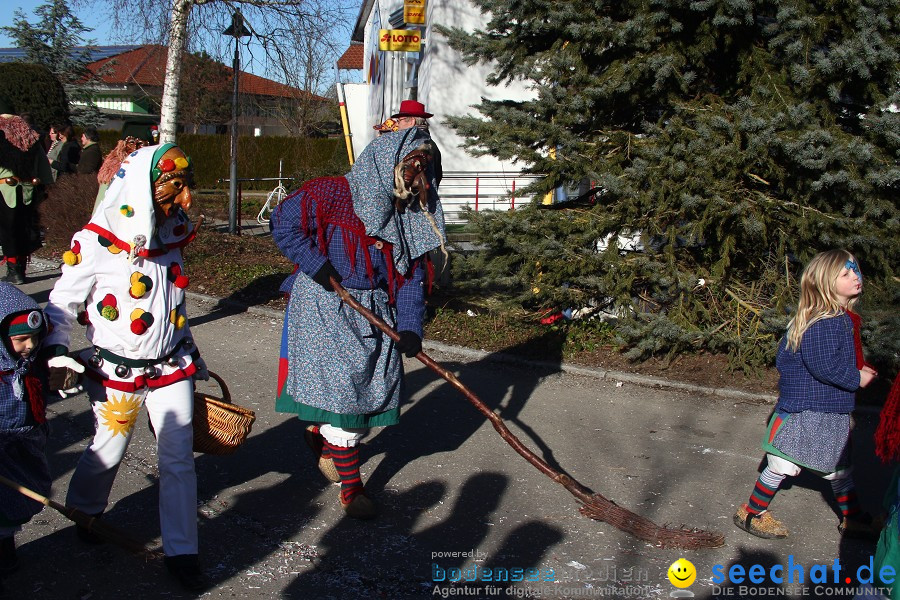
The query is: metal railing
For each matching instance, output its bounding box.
[438,171,545,224]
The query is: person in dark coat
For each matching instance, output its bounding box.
[0,106,53,284]
[76,127,101,175]
[49,125,79,177]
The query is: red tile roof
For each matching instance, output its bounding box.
[87,45,326,101]
[337,43,364,70]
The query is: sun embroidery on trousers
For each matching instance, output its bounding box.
[99,393,142,436]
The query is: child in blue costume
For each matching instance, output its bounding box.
[272,127,443,519]
[0,282,52,582]
[733,249,878,539]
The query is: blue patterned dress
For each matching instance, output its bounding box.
[273,129,444,428]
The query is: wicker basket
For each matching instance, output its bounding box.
[193,371,256,455]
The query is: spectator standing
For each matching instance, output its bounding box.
[390,100,442,186]
[0,108,53,284]
[46,126,61,181]
[49,125,79,177]
[76,127,101,175]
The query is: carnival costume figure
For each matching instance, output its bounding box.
[272,127,445,519]
[0,282,52,580]
[44,143,209,592]
[0,112,53,284]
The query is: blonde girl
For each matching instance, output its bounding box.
[733,249,877,539]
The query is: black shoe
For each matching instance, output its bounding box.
[75,513,106,545]
[2,264,24,285]
[0,537,16,574]
[164,554,207,592]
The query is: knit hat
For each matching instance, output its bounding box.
[5,309,44,337]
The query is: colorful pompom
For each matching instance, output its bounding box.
[96,294,118,321]
[169,309,186,329]
[128,272,153,298]
[159,158,176,172]
[168,263,189,288]
[173,157,189,170]
[129,308,154,335]
[119,205,134,217]
[77,311,90,326]
[63,240,83,265]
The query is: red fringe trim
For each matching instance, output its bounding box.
[876,377,900,464]
[298,176,430,304]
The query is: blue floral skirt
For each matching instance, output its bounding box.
[275,275,401,428]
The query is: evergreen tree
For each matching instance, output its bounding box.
[1,0,103,127]
[0,63,70,129]
[439,0,899,367]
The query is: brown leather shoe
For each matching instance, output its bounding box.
[340,492,378,520]
[304,425,340,483]
[733,504,788,539]
[839,513,880,542]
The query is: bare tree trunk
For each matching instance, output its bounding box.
[159,0,193,144]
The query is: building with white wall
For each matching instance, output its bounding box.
[337,0,544,223]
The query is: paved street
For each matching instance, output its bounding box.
[2,259,892,599]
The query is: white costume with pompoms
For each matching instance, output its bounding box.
[45,144,202,557]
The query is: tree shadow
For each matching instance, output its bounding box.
[280,471,566,598]
[187,273,285,327]
[366,330,570,496]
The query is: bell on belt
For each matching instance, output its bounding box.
[182,338,194,350]
[88,353,103,368]
[143,365,158,378]
[115,364,130,378]
[31,178,41,185]
[167,356,179,366]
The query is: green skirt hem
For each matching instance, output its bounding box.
[276,389,399,428]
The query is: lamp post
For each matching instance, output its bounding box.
[223,10,251,234]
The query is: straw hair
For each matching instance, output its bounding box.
[785,249,859,351]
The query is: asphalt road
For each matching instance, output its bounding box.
[2,259,892,599]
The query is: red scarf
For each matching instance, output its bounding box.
[298,176,433,301]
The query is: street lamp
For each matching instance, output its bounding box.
[222,10,251,234]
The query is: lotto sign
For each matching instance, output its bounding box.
[404,0,426,24]
[378,29,421,52]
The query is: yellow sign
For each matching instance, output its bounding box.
[378,29,422,52]
[404,0,426,24]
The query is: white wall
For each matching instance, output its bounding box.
[418,2,535,175]
[349,0,540,223]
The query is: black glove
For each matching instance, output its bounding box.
[312,261,342,292]
[395,331,422,358]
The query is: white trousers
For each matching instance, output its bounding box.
[319,424,366,448]
[765,453,853,481]
[66,377,197,556]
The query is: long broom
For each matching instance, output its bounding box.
[332,278,725,549]
[0,473,159,558]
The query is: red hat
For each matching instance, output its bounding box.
[391,100,433,119]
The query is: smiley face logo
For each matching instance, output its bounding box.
[667,558,696,588]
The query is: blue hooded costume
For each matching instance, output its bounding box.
[0,281,51,533]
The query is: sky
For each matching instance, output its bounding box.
[1,0,358,85]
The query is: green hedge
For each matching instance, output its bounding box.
[95,131,349,190]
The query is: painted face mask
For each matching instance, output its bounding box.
[845,259,862,283]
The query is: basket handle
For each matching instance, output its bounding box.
[206,371,232,404]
